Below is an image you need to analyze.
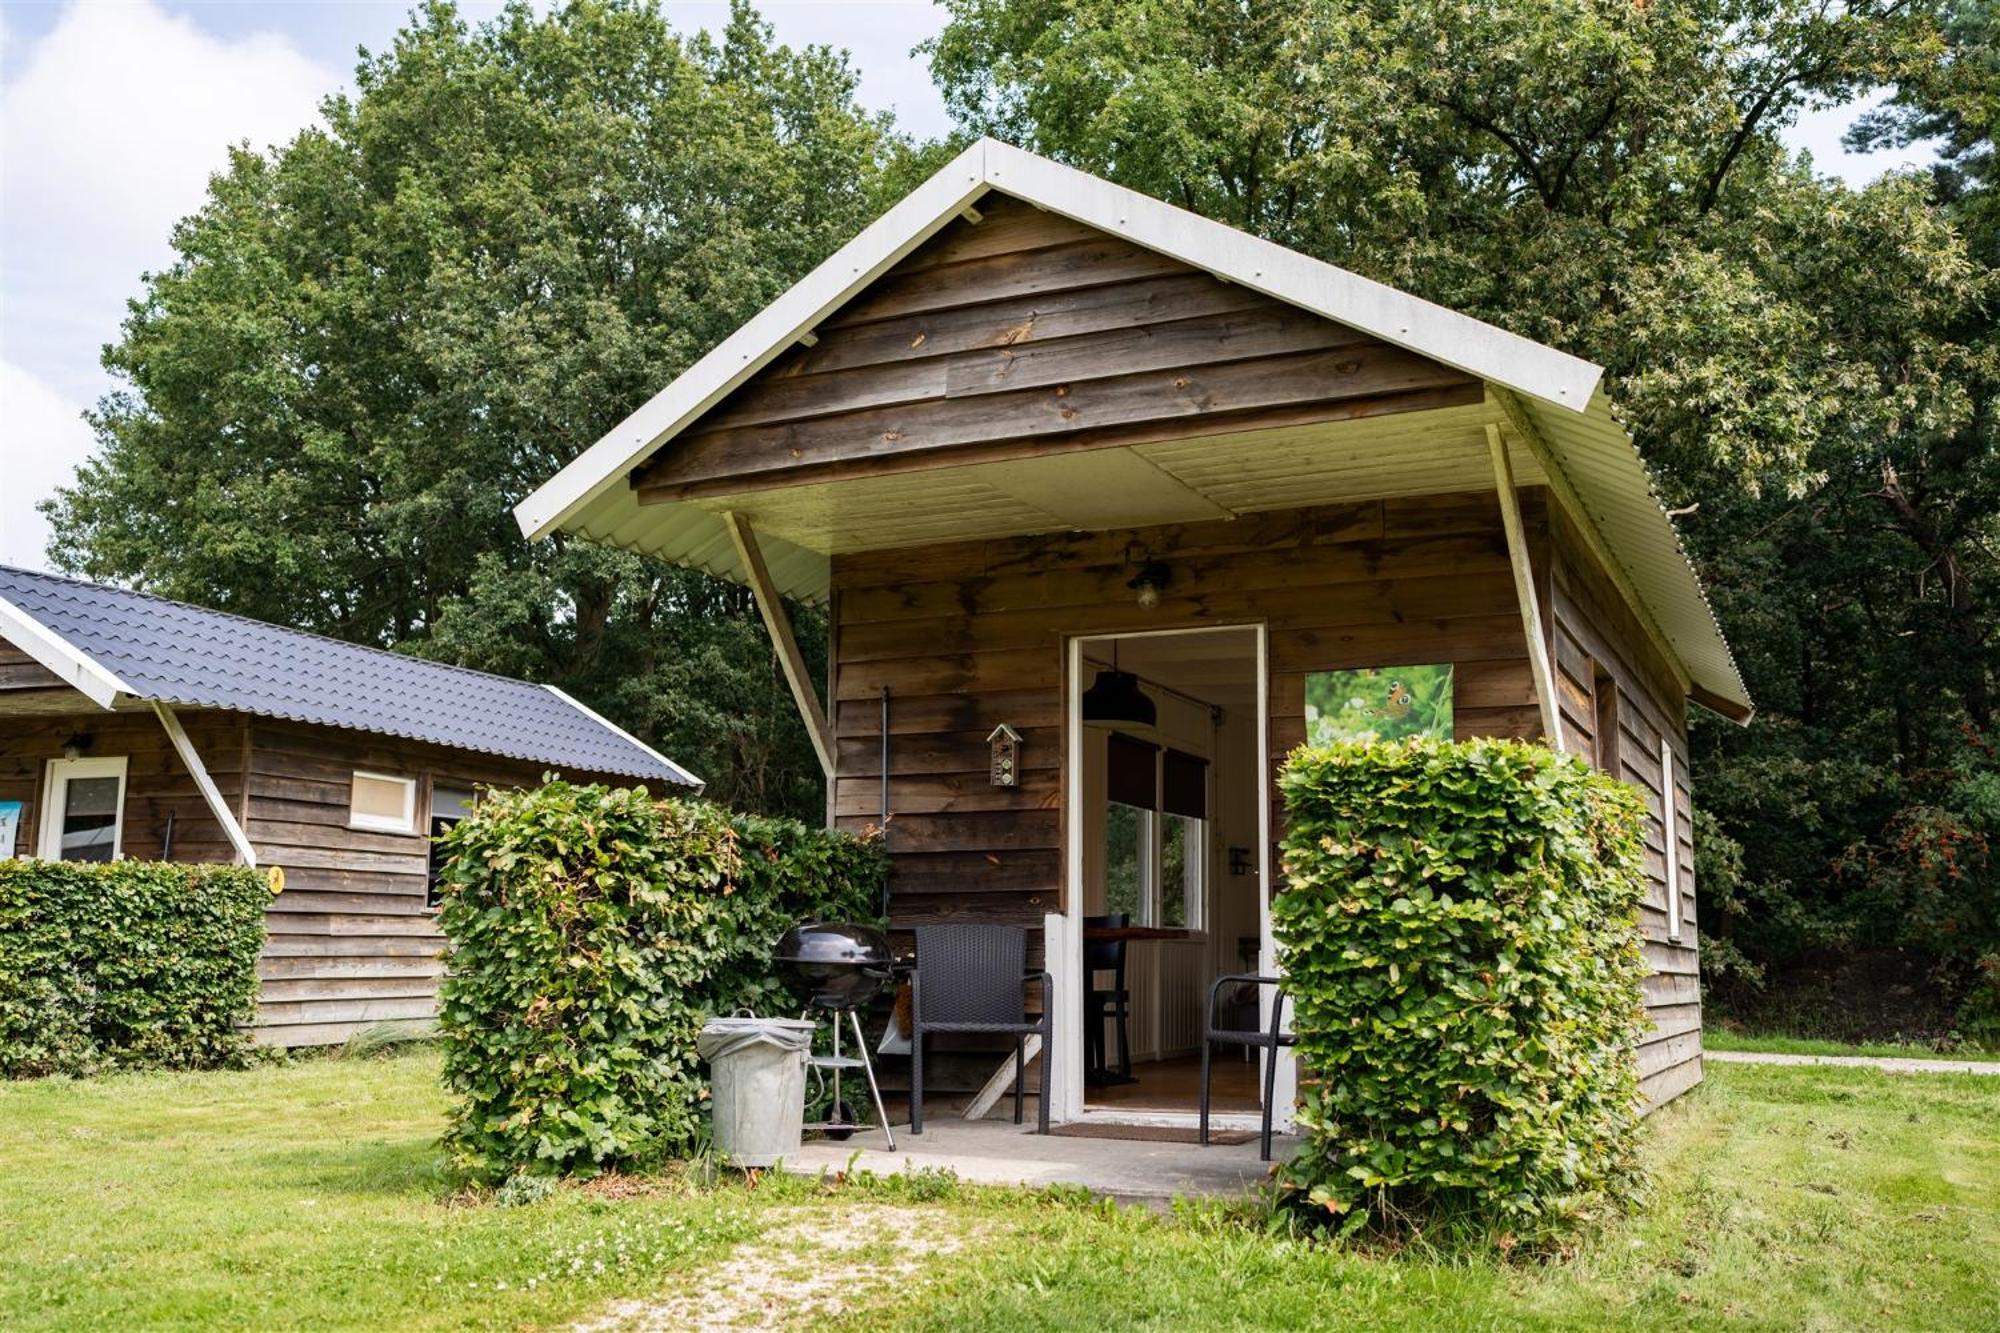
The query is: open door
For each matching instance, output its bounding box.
[1056,625,1290,1128]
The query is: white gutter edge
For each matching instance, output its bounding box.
[514,137,1607,544]
[0,592,130,709]
[541,684,705,790]
[151,700,258,868]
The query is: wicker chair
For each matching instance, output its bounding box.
[1199,973,1295,1160]
[909,925,1052,1135]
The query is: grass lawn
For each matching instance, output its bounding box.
[1703,1030,1999,1062]
[1,1050,1995,1331]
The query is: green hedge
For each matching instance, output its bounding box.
[434,782,887,1182]
[1273,737,1651,1240]
[0,860,271,1078]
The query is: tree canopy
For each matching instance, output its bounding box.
[45,0,912,818]
[931,0,1999,1023]
[44,0,2000,1030]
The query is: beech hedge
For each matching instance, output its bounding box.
[1273,737,1651,1239]
[434,781,886,1182]
[0,860,270,1078]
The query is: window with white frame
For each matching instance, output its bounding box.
[1102,733,1208,929]
[349,770,417,833]
[38,756,128,862]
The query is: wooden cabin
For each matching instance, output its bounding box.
[516,140,1751,1130]
[0,565,699,1046]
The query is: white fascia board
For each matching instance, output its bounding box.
[980,141,1603,412]
[542,684,705,789]
[514,139,996,541]
[0,592,129,709]
[515,139,1606,545]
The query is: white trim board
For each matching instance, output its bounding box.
[509,139,1750,719]
[0,592,128,709]
[514,138,1598,546]
[542,685,705,789]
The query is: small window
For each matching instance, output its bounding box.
[349,771,417,833]
[39,756,128,861]
[1592,664,1621,775]
[427,785,476,907]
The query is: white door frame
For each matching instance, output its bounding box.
[1055,623,1290,1129]
[37,754,130,861]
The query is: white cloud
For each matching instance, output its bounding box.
[1,0,332,569]
[0,360,95,569]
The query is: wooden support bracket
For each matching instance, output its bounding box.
[153,700,258,867]
[721,511,836,777]
[1488,425,1563,750]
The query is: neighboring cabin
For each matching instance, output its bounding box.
[514,140,1750,1123]
[0,565,698,1046]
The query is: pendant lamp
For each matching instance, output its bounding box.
[1081,643,1156,727]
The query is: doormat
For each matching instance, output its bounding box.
[1048,1122,1258,1146]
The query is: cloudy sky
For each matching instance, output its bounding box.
[0,1,1936,572]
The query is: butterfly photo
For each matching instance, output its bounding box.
[1303,664,1454,746]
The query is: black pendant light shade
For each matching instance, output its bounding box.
[1081,644,1157,727]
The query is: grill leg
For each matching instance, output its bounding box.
[850,1009,895,1152]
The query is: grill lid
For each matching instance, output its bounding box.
[776,921,892,968]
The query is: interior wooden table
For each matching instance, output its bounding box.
[1081,925,1194,942]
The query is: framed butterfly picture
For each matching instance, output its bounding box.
[1304,664,1453,746]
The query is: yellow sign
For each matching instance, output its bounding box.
[267,865,286,895]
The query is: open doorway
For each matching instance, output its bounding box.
[1067,625,1268,1119]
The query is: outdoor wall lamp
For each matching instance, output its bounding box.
[1127,560,1170,610]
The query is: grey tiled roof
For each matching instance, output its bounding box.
[0,564,698,786]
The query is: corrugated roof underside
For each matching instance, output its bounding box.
[1527,393,1750,713]
[0,568,693,783]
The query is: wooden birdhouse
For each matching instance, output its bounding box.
[986,723,1022,787]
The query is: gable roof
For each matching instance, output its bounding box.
[514,138,1749,721]
[0,565,700,786]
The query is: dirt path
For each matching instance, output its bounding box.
[1708,1050,2000,1075]
[573,1203,983,1331]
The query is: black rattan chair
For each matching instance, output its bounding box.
[1199,973,1295,1160]
[1082,912,1132,1083]
[909,925,1053,1135]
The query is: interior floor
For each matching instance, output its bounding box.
[1087,1055,1259,1114]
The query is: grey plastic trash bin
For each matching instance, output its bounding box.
[696,1016,815,1167]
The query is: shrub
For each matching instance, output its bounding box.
[0,860,270,1078]
[1273,736,1651,1241]
[434,781,886,1182]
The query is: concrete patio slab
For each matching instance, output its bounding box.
[783,1117,1295,1204]
[1708,1049,2000,1075]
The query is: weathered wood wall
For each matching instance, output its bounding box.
[0,705,244,862]
[0,688,630,1048]
[243,722,565,1047]
[829,490,1547,927]
[635,195,1480,501]
[1546,506,1703,1108]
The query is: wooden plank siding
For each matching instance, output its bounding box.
[632,195,1481,502]
[0,694,653,1048]
[828,489,1547,928]
[0,706,246,863]
[243,722,569,1047]
[1546,503,1704,1108]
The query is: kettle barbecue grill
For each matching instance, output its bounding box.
[775,922,896,1149]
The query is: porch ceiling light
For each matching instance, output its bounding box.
[1081,643,1157,728]
[1127,561,1170,611]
